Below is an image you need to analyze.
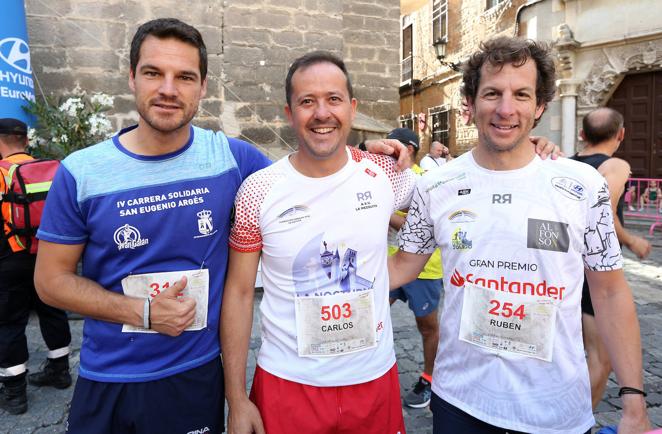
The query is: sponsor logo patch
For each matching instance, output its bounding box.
[451,227,472,250]
[551,177,586,201]
[527,218,569,252]
[458,188,471,196]
[355,190,377,211]
[449,269,565,300]
[426,173,467,192]
[448,209,477,223]
[113,224,149,250]
[278,205,311,225]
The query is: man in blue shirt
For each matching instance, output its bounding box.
[34,18,270,433]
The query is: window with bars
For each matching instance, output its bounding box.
[399,114,415,131]
[430,106,450,144]
[401,23,413,83]
[432,0,448,44]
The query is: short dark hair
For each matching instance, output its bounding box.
[285,51,353,107]
[461,37,556,126]
[582,107,624,144]
[130,18,208,80]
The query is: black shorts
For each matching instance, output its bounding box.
[67,357,224,434]
[580,276,594,316]
[431,393,590,434]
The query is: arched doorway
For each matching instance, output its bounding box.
[607,70,662,178]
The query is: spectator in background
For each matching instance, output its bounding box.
[638,180,661,212]
[573,107,652,410]
[625,182,637,211]
[419,141,452,171]
[0,118,72,415]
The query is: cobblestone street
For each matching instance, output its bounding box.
[1,225,661,433]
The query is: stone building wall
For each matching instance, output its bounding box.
[24,0,400,159]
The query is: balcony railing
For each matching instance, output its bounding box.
[623,177,662,235]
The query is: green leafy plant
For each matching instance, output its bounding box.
[23,93,114,159]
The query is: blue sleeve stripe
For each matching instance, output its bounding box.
[37,229,87,243]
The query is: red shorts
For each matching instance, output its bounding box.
[250,363,406,434]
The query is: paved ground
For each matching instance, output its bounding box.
[1,224,661,433]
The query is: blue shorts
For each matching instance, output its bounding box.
[66,357,224,434]
[390,278,443,317]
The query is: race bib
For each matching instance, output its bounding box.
[295,290,376,357]
[121,269,209,333]
[458,282,558,361]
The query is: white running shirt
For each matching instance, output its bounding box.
[399,152,622,434]
[419,154,447,171]
[230,147,416,386]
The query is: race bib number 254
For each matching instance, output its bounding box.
[459,283,558,361]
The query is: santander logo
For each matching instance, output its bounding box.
[450,269,466,287]
[450,269,566,300]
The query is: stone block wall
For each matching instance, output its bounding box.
[25,0,400,159]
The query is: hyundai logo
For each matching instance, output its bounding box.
[0,37,32,74]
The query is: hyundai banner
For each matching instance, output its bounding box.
[0,0,35,125]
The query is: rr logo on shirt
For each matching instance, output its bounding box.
[357,191,372,201]
[492,193,512,204]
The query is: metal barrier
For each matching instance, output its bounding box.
[623,177,662,235]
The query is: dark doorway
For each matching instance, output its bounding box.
[607,70,662,178]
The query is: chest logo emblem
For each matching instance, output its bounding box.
[113,224,149,250]
[194,209,218,238]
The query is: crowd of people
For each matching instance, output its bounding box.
[0,16,656,434]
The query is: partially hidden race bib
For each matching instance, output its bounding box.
[459,282,558,361]
[121,269,209,333]
[295,289,376,357]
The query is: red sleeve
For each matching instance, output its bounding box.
[229,170,271,252]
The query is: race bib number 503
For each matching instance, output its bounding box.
[295,290,376,357]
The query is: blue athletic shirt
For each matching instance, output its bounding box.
[37,125,271,382]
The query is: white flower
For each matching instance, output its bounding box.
[90,93,114,108]
[27,128,38,148]
[58,97,84,117]
[58,134,69,144]
[88,114,112,136]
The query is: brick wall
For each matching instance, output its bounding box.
[25,0,400,158]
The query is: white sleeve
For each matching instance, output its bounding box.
[582,181,623,271]
[398,178,437,255]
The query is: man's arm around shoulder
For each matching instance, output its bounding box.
[586,268,651,434]
[221,248,265,434]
